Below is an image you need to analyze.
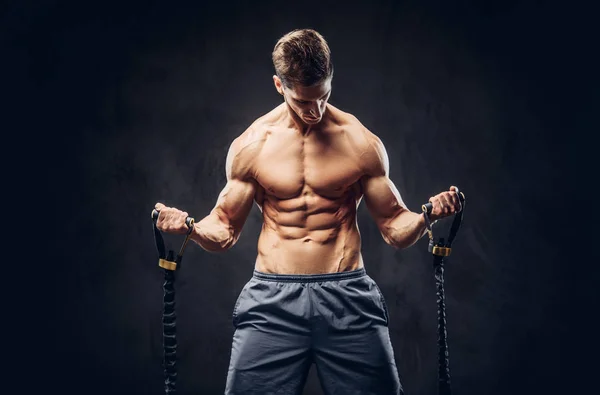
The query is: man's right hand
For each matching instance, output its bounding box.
[154,202,192,235]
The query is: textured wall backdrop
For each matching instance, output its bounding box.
[4,0,592,394]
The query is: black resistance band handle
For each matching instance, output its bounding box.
[422,191,466,255]
[151,209,195,270]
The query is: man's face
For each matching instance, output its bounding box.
[275,76,332,125]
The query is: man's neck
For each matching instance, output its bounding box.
[282,104,324,136]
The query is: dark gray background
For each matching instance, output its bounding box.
[4,0,595,394]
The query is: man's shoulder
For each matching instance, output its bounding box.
[226,107,281,179]
[231,108,278,153]
[327,104,359,127]
[327,105,387,176]
[327,105,381,148]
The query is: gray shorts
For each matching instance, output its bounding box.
[225,267,404,395]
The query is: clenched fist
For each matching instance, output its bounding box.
[428,186,462,222]
[154,203,193,235]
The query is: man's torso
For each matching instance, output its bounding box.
[235,103,378,274]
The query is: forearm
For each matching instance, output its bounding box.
[382,210,430,250]
[189,212,235,252]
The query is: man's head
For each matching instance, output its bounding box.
[272,29,334,125]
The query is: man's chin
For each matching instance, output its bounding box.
[303,116,321,125]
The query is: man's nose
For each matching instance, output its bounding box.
[311,101,322,115]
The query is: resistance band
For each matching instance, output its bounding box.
[151,209,195,395]
[422,191,466,395]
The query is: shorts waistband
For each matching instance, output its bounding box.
[252,267,366,283]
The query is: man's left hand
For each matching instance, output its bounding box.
[428,186,462,222]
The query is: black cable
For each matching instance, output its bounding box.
[151,210,194,395]
[422,192,466,395]
[163,268,177,394]
[434,253,451,395]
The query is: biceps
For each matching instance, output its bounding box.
[361,175,406,226]
[212,178,256,230]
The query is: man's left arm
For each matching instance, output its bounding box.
[359,132,461,249]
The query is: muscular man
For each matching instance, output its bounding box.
[155,29,461,395]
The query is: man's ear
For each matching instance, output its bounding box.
[273,75,284,95]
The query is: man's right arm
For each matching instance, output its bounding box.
[191,136,258,252]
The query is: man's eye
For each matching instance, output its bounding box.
[296,100,309,104]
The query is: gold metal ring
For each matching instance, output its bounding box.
[159,258,177,271]
[432,246,452,256]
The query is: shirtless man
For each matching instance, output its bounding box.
[155,29,461,395]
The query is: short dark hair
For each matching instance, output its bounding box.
[272,29,334,88]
